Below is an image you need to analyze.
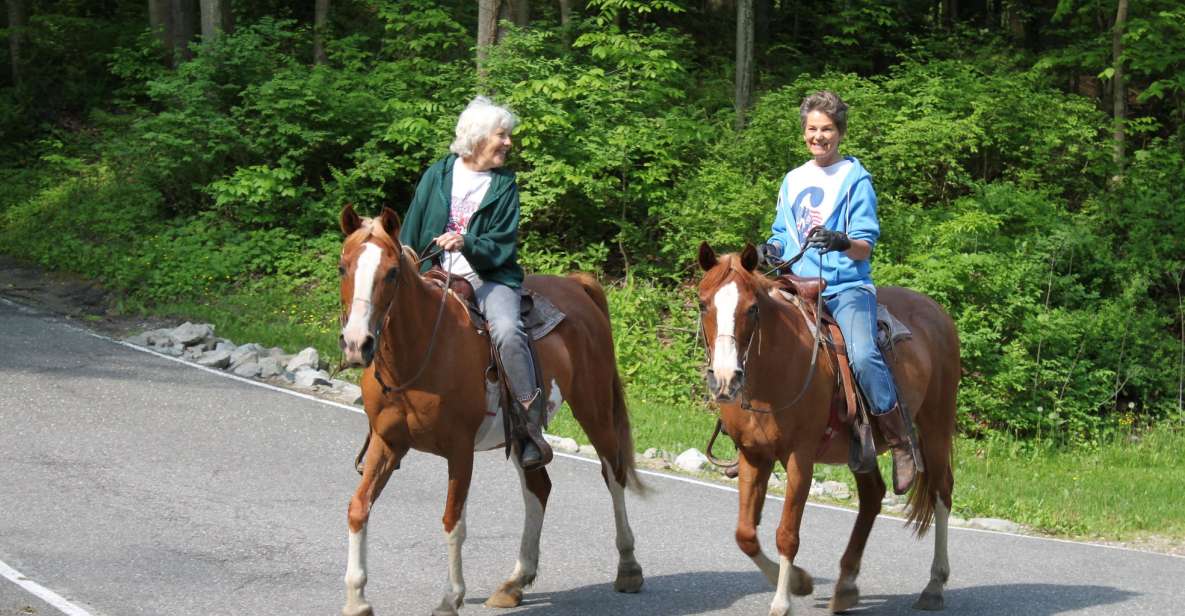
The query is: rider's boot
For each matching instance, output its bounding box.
[875,403,923,495]
[517,389,553,471]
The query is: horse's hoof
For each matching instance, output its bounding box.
[342,602,374,616]
[828,582,859,613]
[484,582,523,608]
[431,591,463,616]
[614,563,644,593]
[913,591,945,611]
[790,566,814,596]
[767,597,791,616]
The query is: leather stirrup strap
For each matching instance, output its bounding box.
[826,322,859,425]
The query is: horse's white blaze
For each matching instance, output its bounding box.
[342,242,382,343]
[344,528,369,610]
[712,282,740,380]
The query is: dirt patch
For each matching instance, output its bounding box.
[0,255,172,337]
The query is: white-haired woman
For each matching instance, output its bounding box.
[399,96,552,470]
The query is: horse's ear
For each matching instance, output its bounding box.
[698,241,718,271]
[378,207,401,239]
[340,204,363,235]
[740,243,758,272]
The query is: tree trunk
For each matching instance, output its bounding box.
[1112,0,1128,171]
[558,0,571,25]
[754,0,769,48]
[199,0,233,44]
[6,0,25,86]
[510,0,530,26]
[313,0,330,65]
[170,0,196,60]
[148,0,174,66]
[734,0,754,131]
[477,0,500,72]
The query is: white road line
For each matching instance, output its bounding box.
[0,560,97,616]
[2,293,1181,609]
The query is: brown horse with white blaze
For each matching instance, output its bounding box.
[696,242,958,616]
[337,205,644,616]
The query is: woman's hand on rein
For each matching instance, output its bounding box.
[433,232,465,252]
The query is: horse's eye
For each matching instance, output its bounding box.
[747,304,759,317]
[697,300,708,313]
[383,267,398,281]
[337,264,346,277]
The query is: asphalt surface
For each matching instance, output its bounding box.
[1,297,1182,616]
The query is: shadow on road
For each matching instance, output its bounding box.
[810,582,1139,615]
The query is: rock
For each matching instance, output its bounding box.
[145,328,176,347]
[820,480,851,500]
[172,322,214,347]
[949,516,968,527]
[286,347,321,373]
[544,434,580,453]
[214,341,236,354]
[125,332,151,346]
[768,472,785,489]
[258,357,283,379]
[230,343,264,368]
[809,478,825,497]
[642,447,660,459]
[182,346,203,360]
[196,349,231,369]
[674,448,709,472]
[159,343,184,357]
[232,362,261,378]
[294,368,332,388]
[968,517,1022,533]
[331,380,363,405]
[885,503,908,514]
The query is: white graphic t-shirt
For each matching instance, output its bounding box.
[783,158,853,246]
[442,159,492,284]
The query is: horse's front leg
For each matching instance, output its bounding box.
[485,463,551,608]
[433,450,475,616]
[343,431,406,616]
[734,451,779,585]
[768,451,815,616]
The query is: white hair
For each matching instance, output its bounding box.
[449,96,518,158]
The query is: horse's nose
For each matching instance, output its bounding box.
[707,369,743,403]
[340,331,375,368]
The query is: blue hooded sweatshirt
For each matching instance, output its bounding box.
[767,156,880,297]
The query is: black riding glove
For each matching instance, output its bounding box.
[805,227,851,254]
[756,242,783,268]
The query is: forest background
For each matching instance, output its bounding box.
[0,0,1182,540]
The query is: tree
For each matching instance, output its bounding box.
[477,0,500,70]
[5,0,25,86]
[148,0,174,66]
[313,0,330,65]
[170,0,197,61]
[1112,0,1128,170]
[735,0,753,130]
[199,0,233,44]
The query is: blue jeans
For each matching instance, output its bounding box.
[475,281,537,403]
[825,286,898,415]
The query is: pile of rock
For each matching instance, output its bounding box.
[125,321,362,406]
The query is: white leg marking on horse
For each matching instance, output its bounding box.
[342,243,381,341]
[917,497,951,609]
[545,378,564,424]
[603,458,638,563]
[510,462,545,586]
[712,282,740,381]
[445,506,468,604]
[769,554,795,616]
[344,528,370,613]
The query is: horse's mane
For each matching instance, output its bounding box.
[703,253,774,293]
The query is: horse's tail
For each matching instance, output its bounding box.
[905,423,955,536]
[569,272,646,495]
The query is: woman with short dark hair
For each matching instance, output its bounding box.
[760,90,920,494]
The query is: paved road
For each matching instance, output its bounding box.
[1,297,1181,616]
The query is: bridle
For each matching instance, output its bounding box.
[699,243,827,416]
[334,241,450,395]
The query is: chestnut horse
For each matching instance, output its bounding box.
[697,243,958,616]
[337,205,644,616]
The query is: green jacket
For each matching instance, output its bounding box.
[398,153,524,288]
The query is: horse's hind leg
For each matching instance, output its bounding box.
[829,469,886,613]
[599,454,644,593]
[485,464,551,608]
[913,428,953,611]
[343,431,407,616]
